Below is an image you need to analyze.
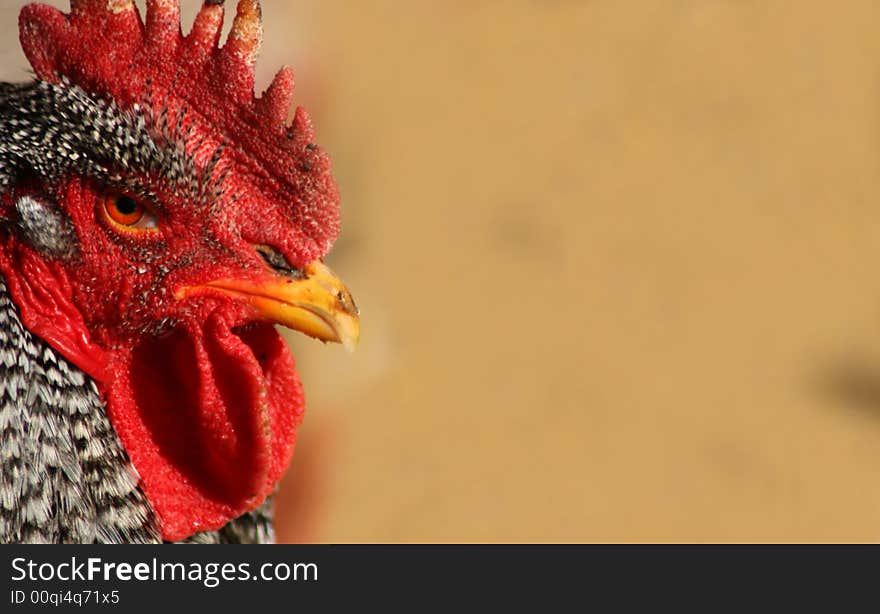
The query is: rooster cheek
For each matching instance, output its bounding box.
[13,194,77,259]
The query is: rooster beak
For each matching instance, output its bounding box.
[179,261,360,351]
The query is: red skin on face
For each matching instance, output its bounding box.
[2,1,341,541]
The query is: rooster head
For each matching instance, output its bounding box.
[0,0,359,541]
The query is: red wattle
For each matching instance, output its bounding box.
[0,243,304,541]
[107,313,303,541]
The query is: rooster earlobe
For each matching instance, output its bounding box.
[13,196,76,259]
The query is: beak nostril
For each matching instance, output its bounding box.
[255,244,305,279]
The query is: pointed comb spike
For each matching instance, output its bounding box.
[69,0,102,12]
[290,106,315,144]
[19,4,69,82]
[107,0,135,13]
[70,0,134,15]
[226,0,262,66]
[146,0,181,46]
[257,67,295,128]
[188,0,225,54]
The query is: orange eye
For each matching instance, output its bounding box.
[103,193,159,232]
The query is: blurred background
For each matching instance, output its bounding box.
[7,0,880,542]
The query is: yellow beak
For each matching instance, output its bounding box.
[178,260,360,351]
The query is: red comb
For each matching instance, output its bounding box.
[19,0,340,259]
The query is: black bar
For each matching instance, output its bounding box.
[0,545,874,609]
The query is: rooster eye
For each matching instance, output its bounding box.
[102,193,159,232]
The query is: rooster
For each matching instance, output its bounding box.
[0,0,359,543]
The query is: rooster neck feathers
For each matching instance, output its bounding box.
[0,277,158,543]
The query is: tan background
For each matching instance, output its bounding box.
[6,0,880,542]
